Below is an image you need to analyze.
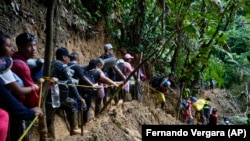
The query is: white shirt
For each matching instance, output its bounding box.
[0,69,16,85]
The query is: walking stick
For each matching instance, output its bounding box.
[80,104,84,136]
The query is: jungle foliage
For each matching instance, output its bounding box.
[38,0,250,116]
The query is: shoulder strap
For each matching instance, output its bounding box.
[67,63,76,69]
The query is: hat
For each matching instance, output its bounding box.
[0,57,12,73]
[16,33,37,47]
[124,53,134,59]
[104,44,113,50]
[162,80,171,87]
[56,47,72,58]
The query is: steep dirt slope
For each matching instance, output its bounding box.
[52,88,242,141]
[201,88,241,123]
[55,92,184,141]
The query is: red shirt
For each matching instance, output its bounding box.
[208,113,218,125]
[11,52,39,108]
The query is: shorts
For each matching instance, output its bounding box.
[156,92,166,103]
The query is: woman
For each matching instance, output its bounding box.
[80,59,121,123]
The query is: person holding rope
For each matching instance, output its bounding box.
[99,43,126,104]
[0,33,44,140]
[46,47,84,135]
[0,83,43,141]
[79,59,122,124]
[150,73,175,109]
[158,80,172,109]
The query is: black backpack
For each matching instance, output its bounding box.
[116,62,125,81]
[150,75,166,88]
[100,54,116,80]
[79,70,100,95]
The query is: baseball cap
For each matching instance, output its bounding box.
[56,47,72,58]
[16,33,37,47]
[124,53,134,59]
[104,44,113,50]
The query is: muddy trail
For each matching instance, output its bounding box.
[28,85,242,141]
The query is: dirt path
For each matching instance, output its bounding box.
[202,88,241,123]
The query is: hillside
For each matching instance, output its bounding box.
[50,88,242,141]
[0,1,245,141]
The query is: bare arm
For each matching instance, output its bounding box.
[6,82,39,96]
[99,73,119,87]
[82,76,95,86]
[113,65,126,80]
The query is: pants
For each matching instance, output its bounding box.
[0,109,9,141]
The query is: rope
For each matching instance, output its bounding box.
[18,82,44,141]
[18,116,38,141]
[143,83,178,101]
[57,82,118,88]
[17,76,118,140]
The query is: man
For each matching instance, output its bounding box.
[157,80,172,109]
[47,47,83,135]
[12,32,43,108]
[99,43,125,104]
[11,32,44,141]
[191,97,211,125]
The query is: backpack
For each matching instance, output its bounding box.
[100,54,116,80]
[192,98,206,111]
[116,62,125,81]
[149,75,166,88]
[181,99,189,109]
[79,70,100,95]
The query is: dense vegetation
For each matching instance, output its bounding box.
[65,0,250,111]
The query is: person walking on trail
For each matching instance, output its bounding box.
[203,97,212,124]
[79,59,121,124]
[11,32,44,108]
[180,98,193,124]
[207,108,218,125]
[95,58,106,116]
[99,43,125,104]
[47,47,83,135]
[156,80,172,109]
[191,96,211,125]
[116,53,136,102]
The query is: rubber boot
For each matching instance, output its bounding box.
[70,111,81,135]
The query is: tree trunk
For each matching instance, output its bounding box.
[39,0,57,140]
